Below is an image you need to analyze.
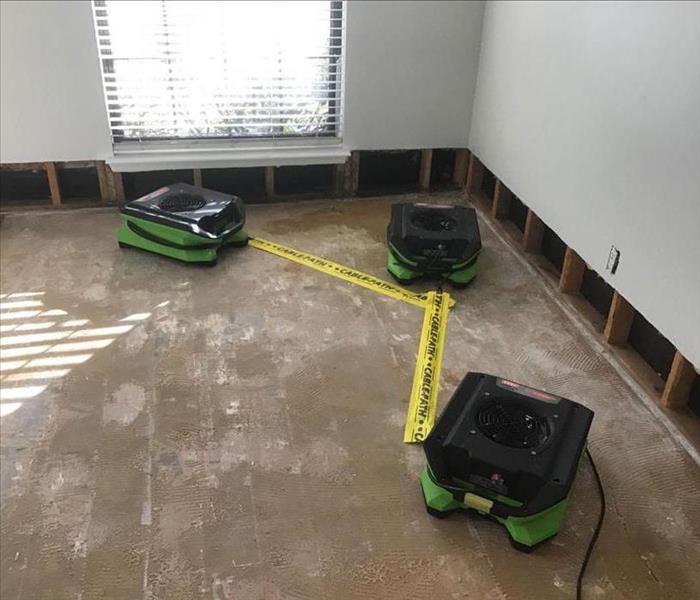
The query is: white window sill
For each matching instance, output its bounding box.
[107,140,350,172]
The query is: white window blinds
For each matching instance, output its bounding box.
[93,1,343,143]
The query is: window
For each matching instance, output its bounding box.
[93,1,343,143]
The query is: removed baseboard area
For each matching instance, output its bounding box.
[0,149,465,212]
[464,152,699,423]
[2,149,697,426]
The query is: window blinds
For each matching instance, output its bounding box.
[93,1,343,142]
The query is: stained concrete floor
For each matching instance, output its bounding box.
[1,193,699,600]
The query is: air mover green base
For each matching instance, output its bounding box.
[420,467,568,550]
[117,214,248,265]
[387,249,479,289]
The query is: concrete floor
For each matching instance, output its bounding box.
[1,193,699,600]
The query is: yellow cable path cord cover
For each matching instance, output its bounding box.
[403,289,451,443]
[250,237,448,309]
[249,236,452,444]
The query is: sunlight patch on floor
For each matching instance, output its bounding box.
[0,295,163,419]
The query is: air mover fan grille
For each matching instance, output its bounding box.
[159,193,207,213]
[476,399,550,449]
[411,211,457,232]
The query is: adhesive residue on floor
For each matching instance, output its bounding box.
[1,195,699,600]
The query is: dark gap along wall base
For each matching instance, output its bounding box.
[465,152,699,413]
[628,312,676,382]
[0,166,53,206]
[275,165,336,196]
[0,160,117,208]
[508,195,528,233]
[55,163,101,204]
[541,228,567,274]
[1,150,696,413]
[0,149,462,211]
[580,269,615,318]
[201,168,266,202]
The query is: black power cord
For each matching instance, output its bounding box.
[577,447,605,600]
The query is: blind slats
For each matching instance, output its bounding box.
[93,1,344,142]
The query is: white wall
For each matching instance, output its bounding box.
[344,0,484,150]
[469,1,700,368]
[0,1,111,162]
[0,0,485,163]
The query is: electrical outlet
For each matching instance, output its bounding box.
[606,245,620,274]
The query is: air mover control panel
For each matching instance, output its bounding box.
[387,202,481,288]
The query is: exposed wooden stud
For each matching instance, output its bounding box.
[660,351,696,408]
[265,166,275,198]
[193,168,202,187]
[559,247,586,293]
[44,162,62,208]
[96,161,112,203]
[492,180,513,219]
[523,209,545,253]
[104,163,117,203]
[112,170,125,204]
[342,151,360,196]
[452,149,469,187]
[419,149,433,190]
[465,153,484,195]
[604,291,635,345]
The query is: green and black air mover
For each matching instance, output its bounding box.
[421,372,593,551]
[117,183,248,265]
[387,203,481,288]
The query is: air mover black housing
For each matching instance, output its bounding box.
[421,372,593,550]
[387,203,481,287]
[117,183,248,264]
